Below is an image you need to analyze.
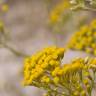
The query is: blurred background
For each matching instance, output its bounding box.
[0,0,96,96]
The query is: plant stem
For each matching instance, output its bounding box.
[71,4,96,12]
[82,7,96,12]
[2,43,29,57]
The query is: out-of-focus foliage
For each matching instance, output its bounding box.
[70,0,96,11]
[68,19,96,56]
[23,46,96,96]
[49,0,71,25]
[0,4,9,13]
[0,1,9,14]
[49,0,96,25]
[48,0,96,36]
[0,1,9,47]
[0,1,28,57]
[48,0,73,34]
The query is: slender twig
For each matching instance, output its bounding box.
[82,7,96,12]
[71,5,96,12]
[2,43,29,57]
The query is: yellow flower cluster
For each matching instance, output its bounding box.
[23,46,96,96]
[23,46,65,85]
[68,19,96,56]
[49,0,71,24]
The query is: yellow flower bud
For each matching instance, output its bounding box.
[81,90,86,96]
[73,91,79,96]
[86,84,91,90]
[41,76,50,83]
[83,79,89,85]
[53,77,59,84]
[94,50,96,55]
[83,71,90,77]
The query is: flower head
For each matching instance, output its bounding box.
[68,19,96,56]
[23,46,65,86]
[23,46,96,96]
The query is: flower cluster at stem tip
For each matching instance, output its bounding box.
[23,46,65,86]
[68,19,96,56]
[23,46,96,96]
